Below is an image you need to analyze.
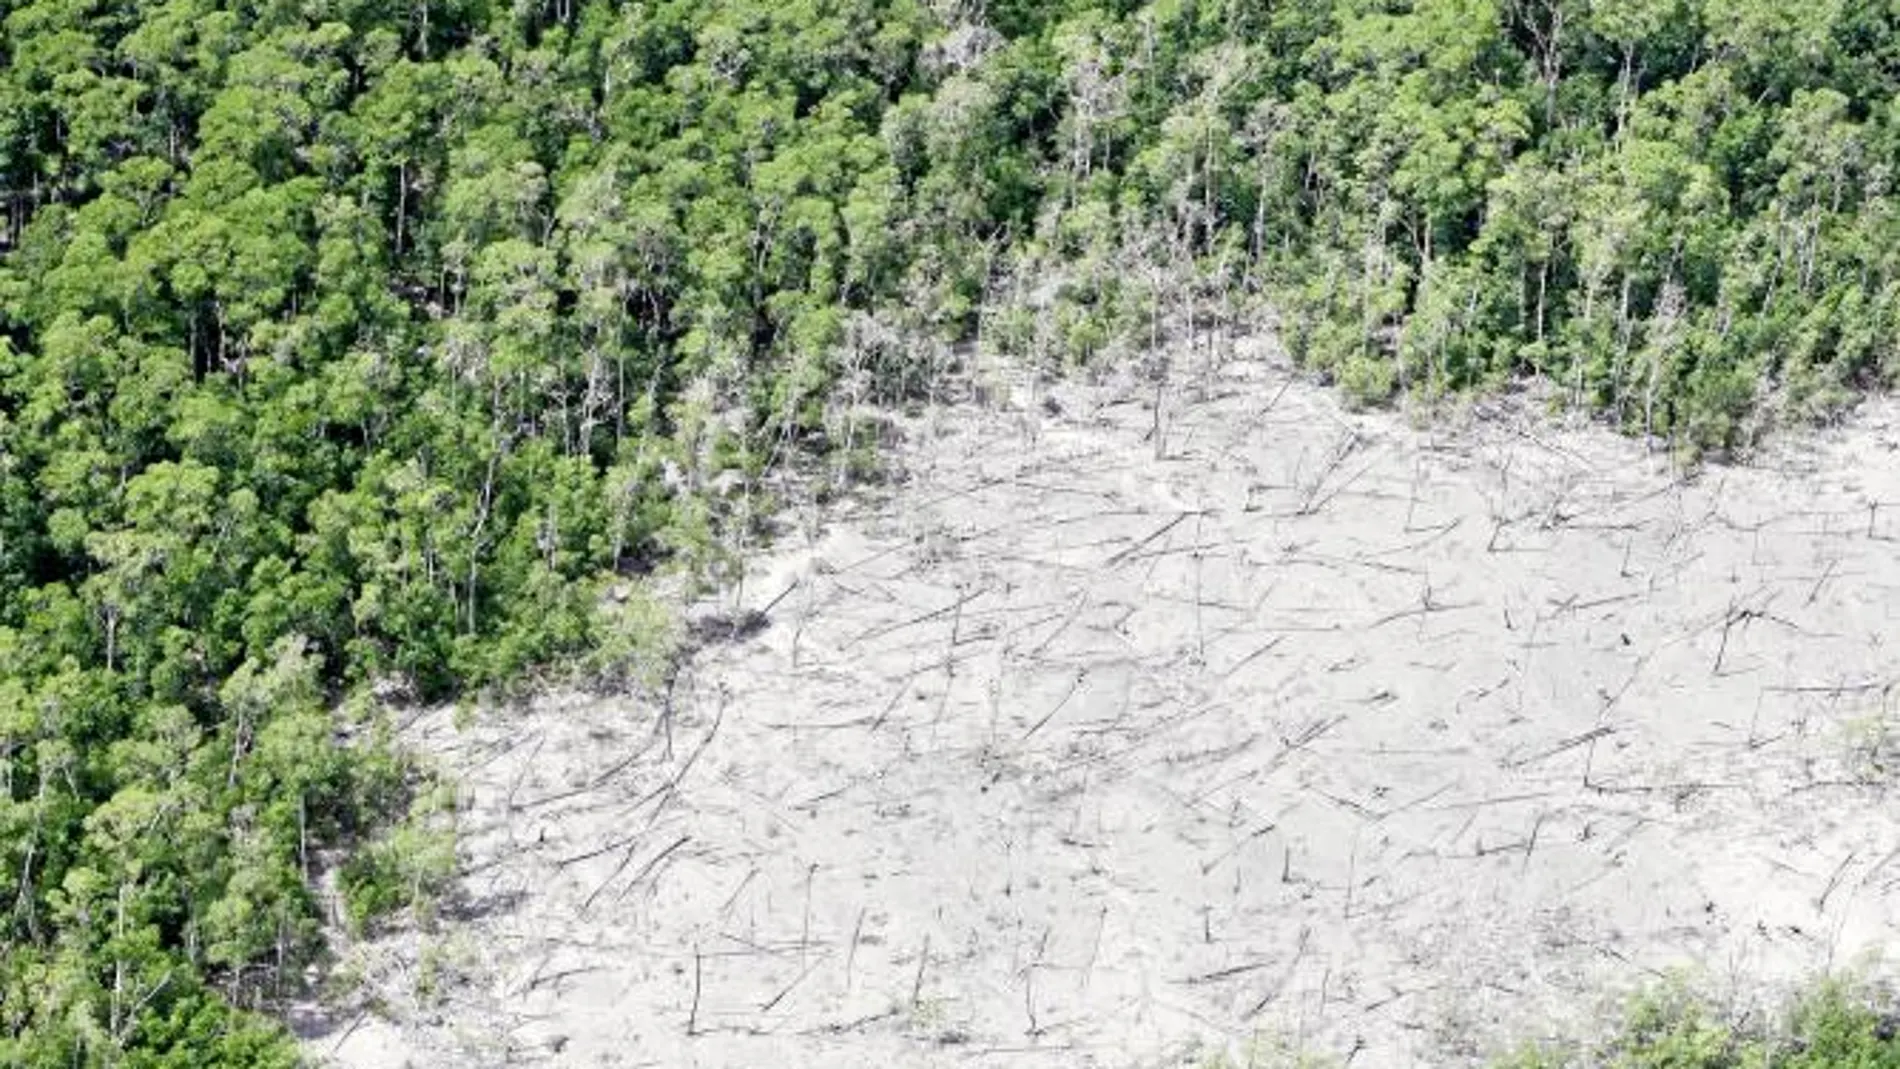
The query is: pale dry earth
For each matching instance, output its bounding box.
[303,350,1900,1068]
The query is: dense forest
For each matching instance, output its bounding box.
[4,0,1900,1061]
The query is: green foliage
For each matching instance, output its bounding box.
[1,0,952,1057]
[587,579,684,693]
[7,0,1900,1062]
[337,812,455,936]
[1499,979,1900,1069]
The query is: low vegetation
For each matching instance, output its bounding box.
[1499,979,1900,1069]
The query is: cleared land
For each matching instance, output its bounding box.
[304,349,1900,1067]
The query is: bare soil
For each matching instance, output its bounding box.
[301,347,1900,1068]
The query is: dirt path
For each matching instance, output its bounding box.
[303,353,1900,1068]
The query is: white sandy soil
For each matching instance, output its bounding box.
[300,348,1900,1068]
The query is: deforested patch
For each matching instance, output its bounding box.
[305,355,1900,1068]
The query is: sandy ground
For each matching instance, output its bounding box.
[299,348,1900,1068]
